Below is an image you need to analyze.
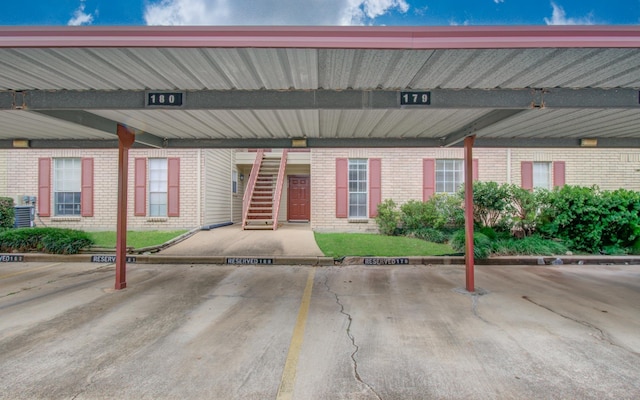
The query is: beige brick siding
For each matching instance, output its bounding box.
[0,150,7,199]
[2,147,639,233]
[2,148,230,231]
[311,147,640,233]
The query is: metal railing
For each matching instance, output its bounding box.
[242,149,264,228]
[271,149,288,230]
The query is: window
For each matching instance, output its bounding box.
[232,170,238,194]
[533,162,551,189]
[54,158,81,216]
[149,158,168,217]
[348,159,368,218]
[436,159,464,194]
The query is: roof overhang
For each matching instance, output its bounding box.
[0,25,639,149]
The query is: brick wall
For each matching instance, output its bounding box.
[3,148,204,231]
[311,147,640,232]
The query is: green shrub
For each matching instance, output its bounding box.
[400,199,444,231]
[450,230,492,259]
[630,237,640,255]
[408,227,447,243]
[510,186,545,237]
[491,235,568,256]
[431,194,465,229]
[476,226,498,241]
[538,185,640,253]
[0,227,93,254]
[376,199,402,236]
[599,189,640,249]
[460,181,512,229]
[0,197,15,228]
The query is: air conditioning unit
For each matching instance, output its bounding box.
[14,206,35,228]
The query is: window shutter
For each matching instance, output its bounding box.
[521,161,533,190]
[553,161,566,187]
[423,159,435,201]
[81,158,94,217]
[134,158,147,216]
[472,158,479,181]
[336,158,348,218]
[369,158,381,218]
[38,158,51,217]
[167,158,180,217]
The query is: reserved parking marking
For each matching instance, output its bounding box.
[276,268,315,400]
[0,262,63,280]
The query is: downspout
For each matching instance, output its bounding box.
[507,148,512,184]
[197,149,202,226]
[464,135,476,293]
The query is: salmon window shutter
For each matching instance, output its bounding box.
[167,158,180,217]
[553,161,566,188]
[472,159,479,181]
[521,161,533,190]
[38,158,51,217]
[134,158,147,216]
[336,158,348,218]
[423,159,435,201]
[369,158,381,218]
[81,158,94,217]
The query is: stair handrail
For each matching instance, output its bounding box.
[271,149,288,230]
[242,149,264,228]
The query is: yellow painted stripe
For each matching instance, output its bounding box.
[276,268,316,400]
[0,262,63,280]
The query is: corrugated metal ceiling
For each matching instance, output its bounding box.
[0,26,639,146]
[2,47,640,91]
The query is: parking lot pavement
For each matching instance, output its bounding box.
[0,262,639,400]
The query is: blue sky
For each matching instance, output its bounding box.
[1,0,639,26]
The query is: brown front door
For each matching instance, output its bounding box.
[288,175,310,221]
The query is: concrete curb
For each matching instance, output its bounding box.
[5,253,639,266]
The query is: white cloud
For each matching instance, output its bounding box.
[68,0,95,26]
[544,2,594,25]
[494,0,505,3]
[144,0,409,26]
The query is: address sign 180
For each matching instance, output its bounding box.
[146,91,184,107]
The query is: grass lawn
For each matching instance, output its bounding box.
[314,232,455,257]
[87,230,188,249]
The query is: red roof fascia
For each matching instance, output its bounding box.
[1,25,639,49]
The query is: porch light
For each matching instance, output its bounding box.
[580,138,598,147]
[12,139,29,148]
[291,138,307,148]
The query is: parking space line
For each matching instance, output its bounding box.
[276,268,316,400]
[0,263,63,280]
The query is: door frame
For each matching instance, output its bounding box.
[287,174,310,222]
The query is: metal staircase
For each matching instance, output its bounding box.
[242,149,288,230]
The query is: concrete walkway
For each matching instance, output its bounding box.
[158,223,324,257]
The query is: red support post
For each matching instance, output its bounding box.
[464,135,476,293]
[115,124,135,290]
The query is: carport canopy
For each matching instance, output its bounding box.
[1,25,640,290]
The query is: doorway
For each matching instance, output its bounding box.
[288,175,310,221]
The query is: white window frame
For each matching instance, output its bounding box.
[348,159,368,219]
[53,158,81,216]
[436,159,464,194]
[148,158,168,217]
[533,162,551,189]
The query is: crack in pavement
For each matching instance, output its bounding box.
[323,273,382,400]
[522,295,639,357]
[453,287,490,323]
